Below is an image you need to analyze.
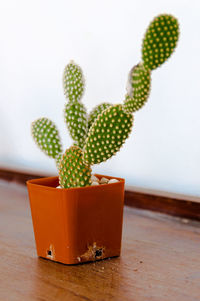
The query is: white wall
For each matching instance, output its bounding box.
[1,0,200,196]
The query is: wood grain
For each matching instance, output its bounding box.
[0,180,200,301]
[0,168,46,184]
[125,188,200,221]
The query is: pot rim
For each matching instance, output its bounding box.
[26,174,125,192]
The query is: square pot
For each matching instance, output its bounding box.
[27,174,125,265]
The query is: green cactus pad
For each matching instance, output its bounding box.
[124,63,151,113]
[88,103,112,129]
[83,104,133,165]
[64,101,88,148]
[31,118,62,159]
[63,61,84,102]
[59,146,91,188]
[142,14,179,70]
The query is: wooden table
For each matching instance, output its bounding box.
[0,180,200,301]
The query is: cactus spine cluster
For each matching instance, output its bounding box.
[31,14,179,188]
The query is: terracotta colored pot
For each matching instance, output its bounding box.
[27,174,125,265]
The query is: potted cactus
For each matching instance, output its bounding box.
[27,14,179,264]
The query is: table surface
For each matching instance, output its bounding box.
[0,180,200,301]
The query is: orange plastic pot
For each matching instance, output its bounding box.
[27,174,125,265]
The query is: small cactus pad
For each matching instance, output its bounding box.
[63,61,84,102]
[124,63,151,113]
[88,103,112,129]
[83,104,133,165]
[31,118,62,159]
[59,146,91,188]
[64,101,88,148]
[142,14,179,70]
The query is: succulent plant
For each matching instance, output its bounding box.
[63,61,85,102]
[124,63,151,113]
[83,105,133,165]
[31,14,180,188]
[64,101,88,148]
[31,118,62,160]
[88,103,112,129]
[142,14,179,70]
[122,14,179,113]
[59,146,91,188]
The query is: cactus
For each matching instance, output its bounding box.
[64,101,88,148]
[31,14,180,188]
[63,61,85,102]
[142,14,179,70]
[32,118,62,160]
[59,146,91,188]
[83,105,133,165]
[124,63,151,113]
[88,103,112,129]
